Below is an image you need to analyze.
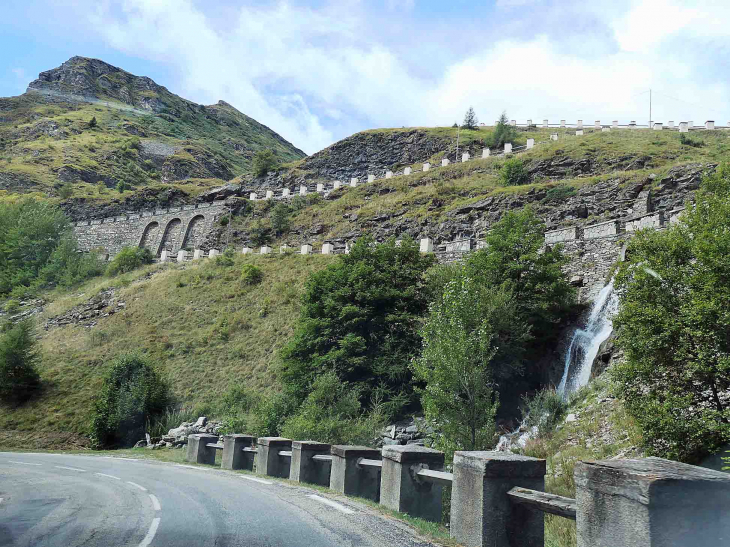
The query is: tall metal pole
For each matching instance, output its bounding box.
[649,88,652,129]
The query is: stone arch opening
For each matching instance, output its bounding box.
[157,218,183,257]
[181,214,206,250]
[139,221,160,250]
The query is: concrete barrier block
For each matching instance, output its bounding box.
[560,120,566,127]
[193,249,203,260]
[265,190,273,199]
[442,158,450,167]
[577,120,583,129]
[451,451,546,547]
[584,219,620,239]
[526,138,534,149]
[279,245,289,254]
[350,178,358,187]
[330,445,381,502]
[602,127,610,132]
[368,174,375,183]
[186,434,219,465]
[282,188,290,197]
[241,247,252,254]
[462,152,470,162]
[290,441,331,486]
[316,183,324,192]
[545,226,579,244]
[551,133,558,141]
[381,445,445,522]
[510,120,516,126]
[653,123,663,131]
[706,120,715,130]
[543,119,548,128]
[334,181,342,189]
[260,246,272,254]
[420,238,433,253]
[208,249,219,258]
[576,130,584,136]
[385,171,393,179]
[250,192,257,201]
[629,121,637,129]
[594,120,601,129]
[322,243,334,255]
[625,212,664,232]
[300,185,307,196]
[404,167,412,175]
[527,119,532,126]
[255,437,292,478]
[482,148,490,158]
[504,143,512,154]
[667,120,674,129]
[576,458,730,547]
[301,244,312,255]
[177,250,188,262]
[612,120,618,129]
[222,434,255,470]
[679,122,689,133]
[423,163,430,172]
[160,250,169,262]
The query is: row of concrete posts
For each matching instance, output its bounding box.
[186,434,730,547]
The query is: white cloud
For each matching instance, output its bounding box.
[85,0,730,154]
[11,68,25,80]
[385,0,415,10]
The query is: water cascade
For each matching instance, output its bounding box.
[496,280,619,450]
[556,280,618,398]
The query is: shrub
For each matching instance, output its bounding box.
[116,181,126,193]
[499,158,529,186]
[490,111,518,149]
[106,247,153,277]
[90,353,171,448]
[215,248,236,267]
[240,264,263,285]
[58,183,74,199]
[252,149,279,177]
[37,236,104,289]
[542,184,576,203]
[4,299,20,314]
[88,117,97,129]
[0,319,41,405]
[680,133,703,148]
[521,388,567,438]
[270,203,291,236]
[249,219,272,246]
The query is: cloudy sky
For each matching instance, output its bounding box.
[2,0,729,154]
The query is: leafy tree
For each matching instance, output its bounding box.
[37,236,104,289]
[88,116,97,129]
[0,319,41,405]
[116,181,127,193]
[462,107,478,130]
[279,235,435,411]
[252,149,279,177]
[490,111,517,149]
[106,246,154,277]
[500,157,529,186]
[270,203,291,236]
[249,218,272,246]
[613,164,730,462]
[414,279,525,453]
[90,353,171,448]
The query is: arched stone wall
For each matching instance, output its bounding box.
[157,218,183,257]
[181,215,206,250]
[139,221,160,250]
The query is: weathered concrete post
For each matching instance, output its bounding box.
[260,246,271,254]
[450,451,546,547]
[404,167,412,175]
[706,120,715,130]
[653,122,663,130]
[279,245,288,254]
[482,148,490,158]
[442,158,450,167]
[594,120,601,129]
[282,188,290,197]
[576,130,584,136]
[368,174,375,183]
[510,120,516,126]
[316,183,324,192]
[577,119,583,129]
[543,119,548,128]
[380,445,445,522]
[330,446,382,502]
[420,238,433,253]
[290,441,331,486]
[504,143,512,154]
[629,120,637,129]
[256,437,292,478]
[688,120,694,129]
[333,180,341,189]
[423,162,431,171]
[160,250,169,262]
[301,244,312,255]
[526,138,534,149]
[322,243,334,255]
[177,250,188,262]
[299,185,307,196]
[221,434,255,470]
[385,171,393,179]
[612,120,618,129]
[208,249,219,258]
[350,178,358,187]
[265,190,273,199]
[576,457,730,547]
[560,119,566,127]
[526,119,532,126]
[193,249,203,260]
[462,152,470,162]
[679,122,689,132]
[667,120,675,129]
[250,192,257,201]
[550,133,558,141]
[186,434,219,465]
[241,246,252,254]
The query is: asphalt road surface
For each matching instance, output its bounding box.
[0,452,438,547]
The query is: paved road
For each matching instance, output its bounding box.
[0,452,437,547]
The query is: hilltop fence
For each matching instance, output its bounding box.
[185,434,730,547]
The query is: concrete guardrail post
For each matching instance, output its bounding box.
[256,437,292,478]
[450,451,546,547]
[380,445,446,522]
[221,434,255,470]
[575,457,730,547]
[330,445,382,501]
[186,434,219,465]
[290,441,332,486]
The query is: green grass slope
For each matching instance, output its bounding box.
[0,253,330,447]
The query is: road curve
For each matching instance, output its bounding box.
[0,452,437,547]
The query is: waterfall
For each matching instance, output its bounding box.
[496,280,619,451]
[557,280,618,398]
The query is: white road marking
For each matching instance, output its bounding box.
[306,494,355,514]
[127,481,147,492]
[138,517,161,547]
[8,461,41,466]
[238,475,272,485]
[149,494,161,511]
[54,466,86,472]
[94,472,121,480]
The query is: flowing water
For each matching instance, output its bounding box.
[496,280,619,451]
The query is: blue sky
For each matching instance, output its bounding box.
[2,0,729,154]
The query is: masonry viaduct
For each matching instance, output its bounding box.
[72,201,228,258]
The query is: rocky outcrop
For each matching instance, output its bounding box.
[44,288,126,330]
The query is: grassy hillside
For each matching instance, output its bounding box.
[0,57,305,204]
[0,253,331,447]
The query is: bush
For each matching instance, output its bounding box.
[88,117,97,129]
[680,133,703,148]
[542,184,576,203]
[270,203,291,236]
[499,158,529,186]
[90,353,171,448]
[58,183,74,199]
[215,248,236,267]
[4,299,20,314]
[0,319,41,405]
[37,236,104,289]
[116,181,126,193]
[521,388,567,438]
[252,149,279,177]
[240,264,263,285]
[249,218,272,246]
[106,247,154,277]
